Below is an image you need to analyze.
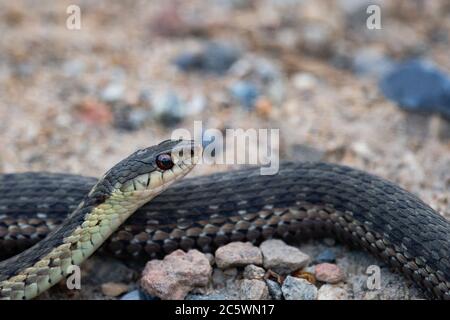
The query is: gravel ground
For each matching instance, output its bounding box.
[1,0,449,300]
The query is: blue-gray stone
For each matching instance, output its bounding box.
[174,42,239,75]
[266,279,283,300]
[230,81,260,109]
[120,289,160,300]
[380,60,450,119]
[315,249,336,264]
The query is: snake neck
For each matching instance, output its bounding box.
[0,189,149,300]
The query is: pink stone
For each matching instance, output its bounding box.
[315,263,345,284]
[140,249,212,300]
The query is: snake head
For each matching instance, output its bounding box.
[87,139,202,204]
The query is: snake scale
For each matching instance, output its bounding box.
[0,142,449,299]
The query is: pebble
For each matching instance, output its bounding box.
[230,81,260,109]
[101,82,125,103]
[140,249,212,300]
[215,242,263,269]
[101,282,129,297]
[243,264,266,280]
[174,42,240,74]
[380,59,450,119]
[113,106,150,131]
[317,284,349,300]
[152,91,185,126]
[265,279,283,300]
[120,290,142,300]
[281,276,318,300]
[315,263,345,284]
[292,72,318,91]
[260,239,310,274]
[119,289,160,300]
[76,99,113,125]
[315,249,336,264]
[185,94,206,115]
[239,279,269,300]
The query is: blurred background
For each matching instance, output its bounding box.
[0,0,448,216]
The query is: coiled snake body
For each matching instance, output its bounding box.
[0,147,449,299]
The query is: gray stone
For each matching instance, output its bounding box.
[215,242,263,269]
[230,81,260,109]
[152,91,185,126]
[265,279,283,300]
[314,249,336,264]
[260,239,310,274]
[239,279,269,300]
[243,264,266,280]
[317,284,349,300]
[101,82,125,102]
[120,290,141,300]
[281,276,318,300]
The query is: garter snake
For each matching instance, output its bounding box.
[0,145,449,299]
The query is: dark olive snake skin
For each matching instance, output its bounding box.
[1,162,449,299]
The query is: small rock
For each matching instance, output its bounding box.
[265,279,283,300]
[380,59,450,119]
[260,239,310,274]
[113,106,150,131]
[152,91,185,126]
[76,99,113,125]
[101,83,125,103]
[243,265,266,280]
[315,263,345,284]
[281,276,318,300]
[230,81,260,109]
[185,94,206,115]
[101,282,129,297]
[174,42,239,75]
[317,284,349,300]
[120,290,142,300]
[292,72,318,91]
[239,279,269,300]
[315,249,336,264]
[215,242,263,269]
[140,249,212,300]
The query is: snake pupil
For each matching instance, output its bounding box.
[156,153,174,170]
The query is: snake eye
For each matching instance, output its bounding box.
[156,153,174,170]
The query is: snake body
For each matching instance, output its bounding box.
[0,158,449,299]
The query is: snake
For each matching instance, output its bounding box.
[0,141,449,300]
